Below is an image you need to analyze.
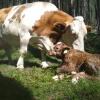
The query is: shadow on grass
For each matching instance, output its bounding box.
[0,73,35,100]
[0,59,41,68]
[0,45,60,68]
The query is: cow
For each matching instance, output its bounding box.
[0,1,87,69]
[49,42,100,83]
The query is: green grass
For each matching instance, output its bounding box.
[0,49,100,100]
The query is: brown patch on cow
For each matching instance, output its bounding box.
[32,10,73,43]
[0,7,12,23]
[11,5,26,22]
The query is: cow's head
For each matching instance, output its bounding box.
[31,11,73,51]
[60,16,88,51]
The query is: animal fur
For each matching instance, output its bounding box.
[50,42,100,83]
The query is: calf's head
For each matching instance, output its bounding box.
[49,42,71,58]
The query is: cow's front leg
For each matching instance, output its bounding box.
[17,33,31,69]
[41,50,49,68]
[17,54,24,69]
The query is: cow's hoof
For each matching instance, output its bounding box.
[41,61,49,68]
[16,65,24,69]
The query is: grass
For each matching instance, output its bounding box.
[0,48,100,100]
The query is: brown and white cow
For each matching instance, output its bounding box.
[0,1,87,69]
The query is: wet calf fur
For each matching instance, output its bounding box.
[50,42,100,82]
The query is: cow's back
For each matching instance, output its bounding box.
[1,2,57,34]
[20,2,58,30]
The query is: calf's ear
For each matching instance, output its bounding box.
[63,43,71,50]
[53,22,66,33]
[63,45,71,54]
[63,49,68,54]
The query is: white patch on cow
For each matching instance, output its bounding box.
[70,16,85,34]
[41,61,49,68]
[63,49,68,54]
[4,6,19,23]
[73,35,84,51]
[74,16,84,22]
[21,2,58,30]
[70,16,87,51]
[20,32,32,54]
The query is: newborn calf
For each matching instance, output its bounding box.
[50,42,100,83]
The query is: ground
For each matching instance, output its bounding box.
[0,48,100,100]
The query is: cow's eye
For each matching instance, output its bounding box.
[49,32,62,44]
[49,33,57,38]
[55,47,59,50]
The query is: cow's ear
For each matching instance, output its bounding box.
[53,22,66,33]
